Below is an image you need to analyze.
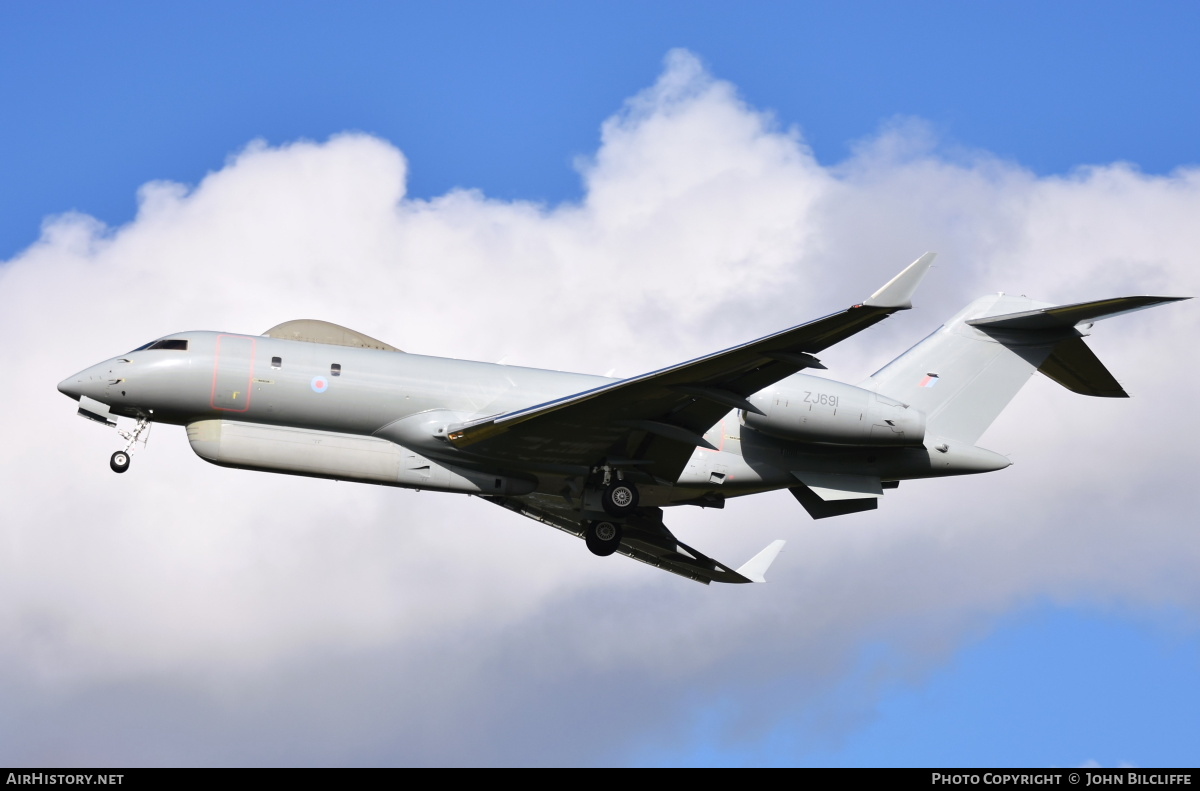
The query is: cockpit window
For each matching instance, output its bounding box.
[131,339,189,352]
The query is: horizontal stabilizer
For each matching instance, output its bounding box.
[790,485,879,520]
[736,540,786,583]
[967,296,1188,331]
[868,292,1189,442]
[967,295,1190,399]
[1038,337,1128,397]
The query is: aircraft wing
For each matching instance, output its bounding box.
[448,254,936,484]
[483,494,782,585]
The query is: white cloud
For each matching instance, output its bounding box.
[1,49,1197,765]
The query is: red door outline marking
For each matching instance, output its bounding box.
[210,334,257,412]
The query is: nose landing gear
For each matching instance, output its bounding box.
[110,415,151,474]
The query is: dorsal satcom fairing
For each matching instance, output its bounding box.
[261,319,403,352]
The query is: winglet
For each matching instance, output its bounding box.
[736,539,786,583]
[864,252,937,310]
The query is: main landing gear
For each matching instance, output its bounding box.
[601,481,639,516]
[109,415,151,474]
[580,468,638,559]
[593,465,639,517]
[585,520,623,557]
[582,465,639,556]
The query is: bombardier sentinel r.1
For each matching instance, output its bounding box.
[58,255,1187,584]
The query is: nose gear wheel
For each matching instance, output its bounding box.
[109,415,151,474]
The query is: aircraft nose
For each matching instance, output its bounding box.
[58,375,83,400]
[58,363,109,402]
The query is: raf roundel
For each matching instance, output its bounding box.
[311,376,329,393]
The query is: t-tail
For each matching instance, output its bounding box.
[864,293,1189,445]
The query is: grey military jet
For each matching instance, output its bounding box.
[58,255,1187,584]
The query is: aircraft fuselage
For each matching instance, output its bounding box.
[59,329,1008,510]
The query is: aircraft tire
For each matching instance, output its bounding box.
[110,451,130,474]
[601,482,639,516]
[585,521,622,557]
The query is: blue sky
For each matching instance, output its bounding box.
[5,1,1199,258]
[650,606,1200,767]
[2,1,1198,767]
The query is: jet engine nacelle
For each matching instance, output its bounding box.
[742,378,925,446]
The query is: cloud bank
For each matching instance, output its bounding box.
[2,49,1197,766]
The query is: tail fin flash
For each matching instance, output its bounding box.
[865,294,1188,444]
